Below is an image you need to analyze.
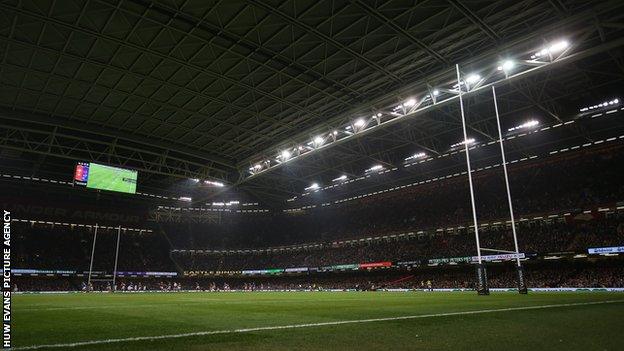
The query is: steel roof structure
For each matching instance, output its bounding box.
[1,0,623,206]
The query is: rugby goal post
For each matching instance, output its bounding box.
[455,65,527,295]
[86,224,122,292]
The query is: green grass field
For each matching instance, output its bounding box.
[13,291,624,350]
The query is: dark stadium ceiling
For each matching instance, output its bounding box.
[1,0,624,206]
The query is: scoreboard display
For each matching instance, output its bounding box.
[73,162,137,194]
[73,162,89,185]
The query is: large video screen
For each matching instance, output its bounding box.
[74,162,137,194]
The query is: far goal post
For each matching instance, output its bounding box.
[86,224,122,292]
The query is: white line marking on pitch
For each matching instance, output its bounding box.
[13,300,624,350]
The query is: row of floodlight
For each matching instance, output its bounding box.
[298,129,621,212]
[579,99,619,113]
[178,197,258,207]
[247,40,570,177]
[303,164,388,193]
[508,120,539,132]
[189,178,225,187]
[299,118,546,194]
[530,40,569,59]
[211,201,240,206]
[450,138,476,148]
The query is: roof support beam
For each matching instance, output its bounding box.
[246,0,403,83]
[352,0,450,66]
[447,0,500,42]
[0,107,236,173]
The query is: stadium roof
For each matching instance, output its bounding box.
[1,0,624,206]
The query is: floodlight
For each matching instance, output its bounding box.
[465,74,481,84]
[332,175,348,182]
[405,152,426,161]
[366,165,384,173]
[548,40,569,53]
[508,120,539,132]
[305,183,320,191]
[354,119,366,127]
[498,60,515,71]
[205,180,225,187]
[533,40,569,58]
[451,138,475,148]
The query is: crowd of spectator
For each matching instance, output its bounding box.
[12,223,175,272]
[165,146,624,249]
[173,215,624,271]
[14,212,623,275]
[10,146,624,292]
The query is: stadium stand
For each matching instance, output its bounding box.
[8,144,623,292]
[164,146,624,249]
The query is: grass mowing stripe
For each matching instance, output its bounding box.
[18,296,401,311]
[13,299,624,350]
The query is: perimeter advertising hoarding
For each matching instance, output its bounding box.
[284,267,309,273]
[319,264,359,272]
[588,246,624,254]
[359,261,392,269]
[471,253,526,262]
[13,269,176,277]
[241,269,284,275]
